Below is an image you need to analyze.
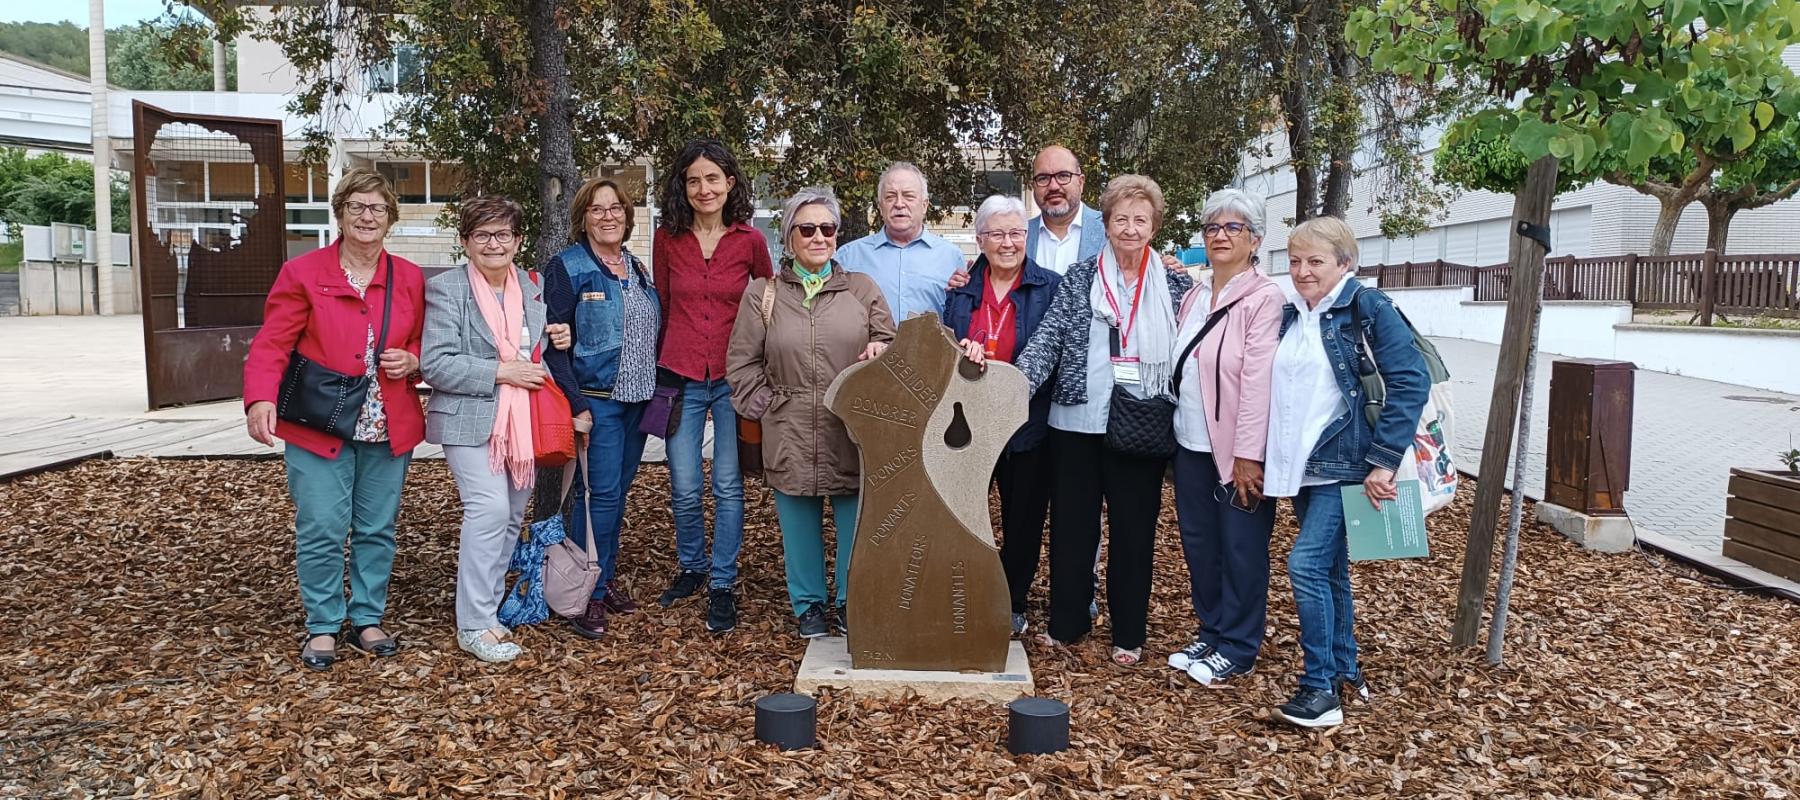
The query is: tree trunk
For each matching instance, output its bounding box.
[527,0,578,252]
[1702,198,1735,253]
[1648,194,1684,256]
[1283,81,1318,223]
[1453,154,1559,648]
[1319,23,1357,218]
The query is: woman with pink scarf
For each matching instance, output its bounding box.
[422,196,570,663]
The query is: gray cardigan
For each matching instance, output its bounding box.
[421,266,548,447]
[1013,254,1192,407]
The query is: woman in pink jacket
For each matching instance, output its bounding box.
[1165,188,1285,688]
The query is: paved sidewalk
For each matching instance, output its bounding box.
[1432,336,1800,567]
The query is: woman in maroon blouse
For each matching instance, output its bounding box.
[651,139,774,634]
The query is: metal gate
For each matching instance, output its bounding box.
[131,101,285,408]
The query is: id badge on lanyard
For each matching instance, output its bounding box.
[1101,249,1147,385]
[1108,326,1140,385]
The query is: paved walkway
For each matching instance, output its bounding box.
[1432,337,1800,595]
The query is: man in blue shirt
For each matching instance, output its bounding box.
[838,162,967,321]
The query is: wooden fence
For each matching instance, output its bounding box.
[1363,251,1800,323]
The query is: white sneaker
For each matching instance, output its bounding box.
[457,630,522,663]
[1168,640,1214,672]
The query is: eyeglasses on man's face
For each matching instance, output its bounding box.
[586,204,628,219]
[1203,222,1251,239]
[1031,171,1082,187]
[794,223,838,239]
[469,230,519,245]
[343,201,391,218]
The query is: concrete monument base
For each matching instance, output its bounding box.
[794,637,1034,704]
[1536,502,1636,552]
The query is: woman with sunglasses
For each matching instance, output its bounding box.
[1165,188,1285,689]
[1263,216,1428,728]
[726,186,895,640]
[541,177,662,640]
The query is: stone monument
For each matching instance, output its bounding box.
[823,315,1027,673]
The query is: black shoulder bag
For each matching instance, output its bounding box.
[276,255,394,441]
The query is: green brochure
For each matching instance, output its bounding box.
[1342,479,1429,561]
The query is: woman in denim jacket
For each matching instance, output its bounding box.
[1261,216,1429,729]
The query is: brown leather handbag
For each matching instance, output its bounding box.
[737,279,777,478]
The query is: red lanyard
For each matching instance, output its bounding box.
[1099,248,1149,350]
[982,275,1018,342]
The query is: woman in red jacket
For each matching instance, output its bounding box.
[242,168,426,672]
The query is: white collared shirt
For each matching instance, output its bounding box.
[1034,211,1084,276]
[1263,275,1353,498]
[1172,270,1254,455]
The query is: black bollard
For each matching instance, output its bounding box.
[1006,697,1070,755]
[754,693,817,750]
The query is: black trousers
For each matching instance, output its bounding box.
[1047,430,1168,650]
[1172,446,1277,666]
[995,444,1054,614]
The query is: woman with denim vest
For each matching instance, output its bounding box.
[541,178,662,640]
[1165,189,1285,689]
[1262,216,1429,728]
[941,195,1062,637]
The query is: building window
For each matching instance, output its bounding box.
[153,161,205,204]
[208,161,259,202]
[284,164,310,204]
[429,162,464,202]
[365,45,424,93]
[973,170,1021,198]
[376,162,428,204]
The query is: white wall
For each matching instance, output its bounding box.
[1614,325,1800,394]
[1383,286,1799,394]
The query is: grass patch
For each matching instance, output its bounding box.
[0,239,20,272]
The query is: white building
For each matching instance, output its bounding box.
[1231,48,1800,272]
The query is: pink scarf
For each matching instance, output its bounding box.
[467,264,535,490]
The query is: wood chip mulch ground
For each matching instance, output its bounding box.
[2,457,1798,798]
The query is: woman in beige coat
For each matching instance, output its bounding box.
[727,186,896,639]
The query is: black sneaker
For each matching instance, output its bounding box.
[1271,687,1344,728]
[657,570,705,608]
[1186,651,1253,688]
[705,587,737,633]
[796,603,830,639]
[1338,672,1370,705]
[833,605,848,636]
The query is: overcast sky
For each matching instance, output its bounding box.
[1,0,182,27]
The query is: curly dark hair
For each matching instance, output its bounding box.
[659,139,755,234]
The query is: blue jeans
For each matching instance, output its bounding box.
[1289,481,1361,691]
[667,378,745,589]
[570,395,649,596]
[770,490,860,616]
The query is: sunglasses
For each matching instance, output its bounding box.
[794,223,839,239]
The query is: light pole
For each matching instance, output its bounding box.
[88,0,114,315]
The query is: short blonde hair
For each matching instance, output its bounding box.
[1098,174,1166,230]
[1287,216,1359,269]
[330,167,399,224]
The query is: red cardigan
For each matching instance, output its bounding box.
[243,241,427,459]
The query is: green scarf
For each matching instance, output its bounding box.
[792,260,832,307]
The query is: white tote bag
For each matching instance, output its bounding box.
[1396,383,1458,515]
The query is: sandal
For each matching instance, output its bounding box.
[1034,632,1067,648]
[300,633,338,671]
[346,624,399,658]
[1111,647,1143,666]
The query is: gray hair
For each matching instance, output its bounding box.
[779,186,842,249]
[973,194,1027,235]
[878,161,930,202]
[1200,188,1266,238]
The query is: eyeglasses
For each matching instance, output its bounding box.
[793,223,838,239]
[1031,171,1082,188]
[469,230,518,245]
[343,201,391,217]
[1203,222,1252,238]
[587,204,627,219]
[980,229,1027,242]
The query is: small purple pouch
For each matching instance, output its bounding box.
[637,376,683,439]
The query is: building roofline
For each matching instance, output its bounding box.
[0,52,119,90]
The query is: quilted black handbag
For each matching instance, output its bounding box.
[1103,296,1245,459]
[276,255,394,440]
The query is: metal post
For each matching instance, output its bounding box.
[1486,252,1546,665]
[89,0,115,315]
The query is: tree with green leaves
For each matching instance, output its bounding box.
[0,19,233,91]
[1351,0,1800,654]
[0,148,129,234]
[1698,119,1800,251]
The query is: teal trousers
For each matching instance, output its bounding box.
[771,490,860,617]
[284,442,412,635]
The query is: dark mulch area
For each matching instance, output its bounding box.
[2,458,1798,798]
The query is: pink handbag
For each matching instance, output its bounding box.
[543,447,602,618]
